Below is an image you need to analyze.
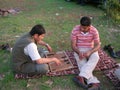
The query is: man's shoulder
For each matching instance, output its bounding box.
[27,43,36,47]
[73,25,80,31]
[26,42,37,50]
[90,25,95,29]
[74,25,80,29]
[90,25,98,32]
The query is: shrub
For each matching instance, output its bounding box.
[106,0,120,24]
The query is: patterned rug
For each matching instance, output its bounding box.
[14,49,120,89]
[103,67,120,90]
[46,49,118,76]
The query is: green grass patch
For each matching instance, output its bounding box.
[0,0,120,90]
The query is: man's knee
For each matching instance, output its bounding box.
[93,54,99,60]
[36,64,49,74]
[90,52,100,62]
[42,64,49,73]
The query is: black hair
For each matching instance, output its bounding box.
[29,24,46,36]
[80,16,91,26]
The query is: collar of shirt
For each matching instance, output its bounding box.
[79,25,92,34]
[81,31,89,35]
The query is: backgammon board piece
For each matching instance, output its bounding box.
[45,51,74,72]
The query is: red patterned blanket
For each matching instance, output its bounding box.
[15,49,118,78]
[14,49,120,89]
[103,67,120,90]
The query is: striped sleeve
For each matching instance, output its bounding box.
[71,25,80,41]
[93,28,100,43]
[71,30,77,41]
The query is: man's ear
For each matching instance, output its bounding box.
[33,34,38,39]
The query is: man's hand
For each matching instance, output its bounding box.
[78,52,85,60]
[38,41,46,45]
[84,51,91,59]
[78,51,91,60]
[45,44,52,52]
[52,58,62,65]
[38,41,52,52]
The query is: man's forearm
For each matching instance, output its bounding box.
[90,43,100,54]
[72,46,80,55]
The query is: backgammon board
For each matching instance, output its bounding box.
[45,51,74,72]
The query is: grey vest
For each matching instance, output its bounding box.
[12,33,36,73]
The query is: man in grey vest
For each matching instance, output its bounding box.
[11,24,61,75]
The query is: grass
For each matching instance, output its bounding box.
[0,0,120,90]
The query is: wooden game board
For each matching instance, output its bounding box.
[45,51,74,72]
